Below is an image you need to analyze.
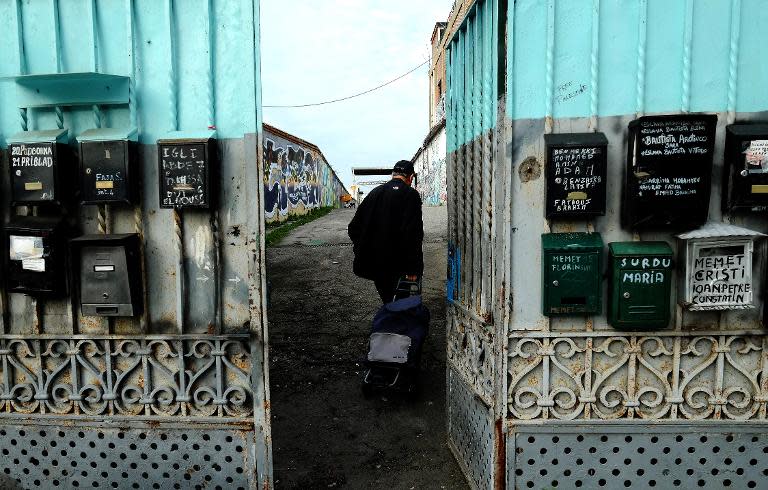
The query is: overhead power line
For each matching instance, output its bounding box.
[264,58,430,108]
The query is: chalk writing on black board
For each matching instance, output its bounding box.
[548,146,604,214]
[10,144,54,168]
[637,119,712,159]
[160,144,208,207]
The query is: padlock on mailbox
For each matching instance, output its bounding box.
[542,232,604,316]
[70,234,144,317]
[7,129,71,206]
[157,130,217,209]
[722,123,768,212]
[608,242,674,329]
[78,127,138,205]
[6,216,70,296]
[677,223,765,311]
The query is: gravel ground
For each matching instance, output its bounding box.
[266,206,467,489]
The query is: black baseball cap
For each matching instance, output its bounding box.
[393,160,414,176]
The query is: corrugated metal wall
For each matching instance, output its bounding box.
[446,0,768,488]
[0,0,271,488]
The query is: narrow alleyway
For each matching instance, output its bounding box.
[267,207,467,489]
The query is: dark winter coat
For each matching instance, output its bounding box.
[347,178,424,281]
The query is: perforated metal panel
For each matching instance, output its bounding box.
[0,423,254,489]
[447,367,495,490]
[508,424,768,489]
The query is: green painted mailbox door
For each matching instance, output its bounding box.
[609,242,674,329]
[542,233,604,315]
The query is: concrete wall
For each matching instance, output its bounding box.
[263,124,347,224]
[413,122,447,205]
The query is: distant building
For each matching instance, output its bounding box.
[414,2,472,206]
[262,124,349,223]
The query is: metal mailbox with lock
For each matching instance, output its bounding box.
[608,241,674,329]
[70,234,143,317]
[542,232,604,316]
[157,130,217,209]
[5,215,70,296]
[544,132,608,219]
[677,223,764,311]
[623,114,717,229]
[78,127,138,205]
[7,129,71,206]
[722,123,768,212]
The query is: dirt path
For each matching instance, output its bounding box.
[266,207,467,489]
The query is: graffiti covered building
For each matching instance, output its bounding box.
[263,124,348,223]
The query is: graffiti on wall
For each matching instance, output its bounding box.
[263,130,346,223]
[414,126,447,206]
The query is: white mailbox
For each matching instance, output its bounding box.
[677,223,765,311]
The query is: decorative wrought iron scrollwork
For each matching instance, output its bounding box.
[447,309,495,404]
[0,336,253,419]
[508,333,768,422]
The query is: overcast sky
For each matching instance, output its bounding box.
[260,0,453,191]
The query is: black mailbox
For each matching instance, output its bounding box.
[78,128,138,205]
[7,129,71,206]
[545,132,608,219]
[70,234,143,317]
[6,216,69,296]
[158,130,217,209]
[722,123,768,212]
[623,114,717,229]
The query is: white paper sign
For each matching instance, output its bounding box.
[21,258,46,272]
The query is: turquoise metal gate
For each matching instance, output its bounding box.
[0,0,271,488]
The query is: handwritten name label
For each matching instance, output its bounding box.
[159,143,210,208]
[690,250,751,307]
[10,143,54,168]
[546,135,607,218]
[620,256,672,285]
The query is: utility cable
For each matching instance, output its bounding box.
[264,58,430,108]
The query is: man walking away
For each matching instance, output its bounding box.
[348,160,424,303]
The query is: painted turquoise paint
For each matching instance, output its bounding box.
[551,0,591,118]
[736,0,768,113]
[596,0,641,119]
[644,0,686,112]
[445,0,499,148]
[0,0,262,147]
[510,0,547,119]
[689,0,731,112]
[506,0,768,120]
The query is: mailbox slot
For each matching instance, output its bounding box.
[70,234,143,317]
[544,132,608,219]
[623,115,717,229]
[78,128,138,205]
[158,131,217,209]
[722,123,768,212]
[608,242,674,329]
[7,129,71,206]
[677,223,764,311]
[6,216,69,296]
[542,232,604,316]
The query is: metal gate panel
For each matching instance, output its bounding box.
[448,366,495,490]
[0,0,270,486]
[508,423,768,489]
[0,422,254,490]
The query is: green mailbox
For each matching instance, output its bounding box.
[608,242,674,329]
[542,232,604,316]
